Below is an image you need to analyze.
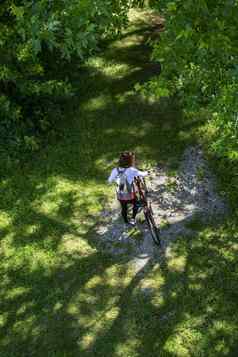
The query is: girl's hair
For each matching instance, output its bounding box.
[118,151,135,168]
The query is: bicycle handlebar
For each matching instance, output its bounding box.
[137,167,151,173]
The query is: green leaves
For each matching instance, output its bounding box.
[10,4,25,18]
[149,0,238,135]
[0,0,132,155]
[147,0,238,207]
[167,2,177,12]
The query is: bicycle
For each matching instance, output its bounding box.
[134,176,161,246]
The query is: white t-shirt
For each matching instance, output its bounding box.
[108,167,148,185]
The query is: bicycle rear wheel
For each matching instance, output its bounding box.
[144,209,161,246]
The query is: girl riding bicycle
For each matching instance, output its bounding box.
[108,151,148,226]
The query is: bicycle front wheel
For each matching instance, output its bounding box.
[141,178,149,195]
[145,210,161,246]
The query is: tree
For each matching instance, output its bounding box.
[0,0,131,154]
[146,0,238,206]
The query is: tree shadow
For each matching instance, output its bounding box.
[1,182,238,356]
[0,249,118,356]
[77,218,238,356]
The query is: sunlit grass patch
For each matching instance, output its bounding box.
[102,63,132,78]
[86,56,132,79]
[86,56,107,69]
[160,218,170,230]
[165,177,177,192]
[65,262,136,352]
[112,34,146,49]
[0,211,12,229]
[34,178,108,219]
[81,94,111,111]
[167,253,187,273]
[59,233,95,256]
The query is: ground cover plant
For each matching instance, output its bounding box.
[1,8,238,357]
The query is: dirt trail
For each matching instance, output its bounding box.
[96,146,227,272]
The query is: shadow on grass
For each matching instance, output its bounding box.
[0,249,117,356]
[1,214,238,356]
[79,218,238,356]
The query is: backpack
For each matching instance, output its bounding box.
[115,168,135,201]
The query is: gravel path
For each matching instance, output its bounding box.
[95,146,227,271]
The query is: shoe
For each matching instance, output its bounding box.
[129,219,136,227]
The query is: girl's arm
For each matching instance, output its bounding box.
[108,168,117,183]
[126,167,148,184]
[135,168,148,177]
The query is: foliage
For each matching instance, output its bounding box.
[0,0,130,155]
[145,0,238,208]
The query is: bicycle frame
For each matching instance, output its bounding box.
[134,176,148,207]
[134,176,161,246]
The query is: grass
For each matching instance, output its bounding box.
[160,219,171,230]
[185,215,204,231]
[165,178,177,193]
[1,8,238,357]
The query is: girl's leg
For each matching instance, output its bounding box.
[120,200,129,223]
[132,198,139,219]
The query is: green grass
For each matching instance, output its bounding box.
[185,215,204,231]
[196,167,206,182]
[1,9,238,357]
[165,178,177,193]
[160,219,171,230]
